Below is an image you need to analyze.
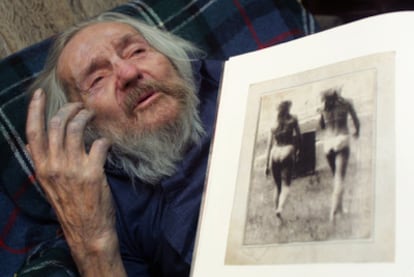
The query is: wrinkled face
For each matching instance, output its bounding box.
[57,22,186,135]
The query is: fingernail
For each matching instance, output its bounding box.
[33,89,43,99]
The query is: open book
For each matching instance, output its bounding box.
[191,11,414,277]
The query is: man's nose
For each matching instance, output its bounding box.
[115,59,143,90]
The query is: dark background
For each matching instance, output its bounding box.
[301,0,414,29]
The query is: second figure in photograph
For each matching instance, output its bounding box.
[319,88,360,222]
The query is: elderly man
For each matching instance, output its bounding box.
[319,88,360,222]
[25,12,221,276]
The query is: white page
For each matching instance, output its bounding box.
[192,11,414,277]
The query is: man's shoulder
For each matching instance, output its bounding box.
[200,59,224,84]
[194,59,223,109]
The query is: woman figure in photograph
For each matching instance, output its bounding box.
[265,100,302,222]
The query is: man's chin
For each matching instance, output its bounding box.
[97,111,195,184]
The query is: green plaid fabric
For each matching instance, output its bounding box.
[0,0,317,276]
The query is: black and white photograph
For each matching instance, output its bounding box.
[224,53,395,265]
[245,72,373,245]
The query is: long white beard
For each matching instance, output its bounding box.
[84,81,204,185]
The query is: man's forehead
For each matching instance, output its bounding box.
[57,22,145,84]
[61,22,143,58]
[76,21,142,41]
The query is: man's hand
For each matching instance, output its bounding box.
[25,89,126,276]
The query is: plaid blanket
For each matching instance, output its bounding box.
[0,0,317,275]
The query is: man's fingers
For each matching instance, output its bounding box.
[26,89,48,162]
[89,138,112,167]
[48,102,84,159]
[65,109,96,163]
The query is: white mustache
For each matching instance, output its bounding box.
[122,81,185,116]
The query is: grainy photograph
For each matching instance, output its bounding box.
[225,53,395,265]
[245,71,373,246]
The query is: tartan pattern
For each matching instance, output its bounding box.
[0,0,317,276]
